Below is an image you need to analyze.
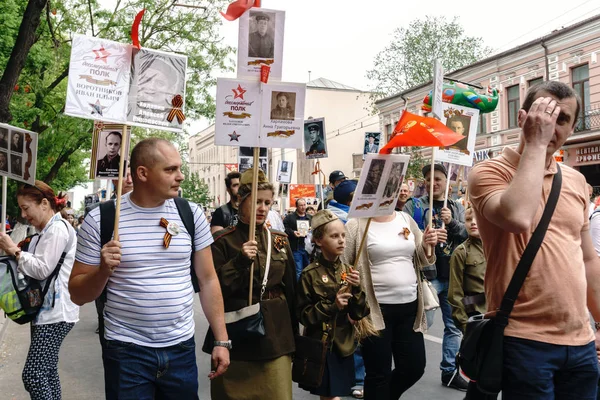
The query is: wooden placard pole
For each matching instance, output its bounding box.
[441,163,453,230]
[113,125,128,241]
[427,153,435,257]
[1,176,6,234]
[248,146,260,306]
[352,217,372,270]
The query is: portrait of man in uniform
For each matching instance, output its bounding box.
[362,159,385,195]
[383,162,404,198]
[248,11,275,58]
[11,155,22,177]
[270,92,295,121]
[445,114,471,151]
[11,131,23,152]
[305,122,326,156]
[96,131,122,177]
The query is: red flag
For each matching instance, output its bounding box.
[379,110,466,154]
[131,9,146,49]
[220,0,257,21]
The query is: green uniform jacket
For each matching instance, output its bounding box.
[448,236,487,333]
[209,221,298,361]
[296,255,369,358]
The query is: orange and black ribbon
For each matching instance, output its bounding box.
[160,218,172,248]
[24,134,33,181]
[167,94,185,124]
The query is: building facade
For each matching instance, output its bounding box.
[375,14,600,188]
[189,78,378,210]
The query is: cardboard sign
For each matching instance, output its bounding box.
[238,147,268,175]
[348,153,410,219]
[277,160,293,183]
[89,122,132,180]
[237,8,285,81]
[363,132,381,160]
[215,78,261,147]
[289,184,317,208]
[434,103,479,167]
[65,35,187,132]
[304,118,327,159]
[0,123,38,185]
[260,82,306,149]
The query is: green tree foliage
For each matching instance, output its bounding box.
[366,16,491,102]
[0,0,233,215]
[180,164,213,207]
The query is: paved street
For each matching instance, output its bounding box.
[0,299,465,400]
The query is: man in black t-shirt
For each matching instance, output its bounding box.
[211,171,241,234]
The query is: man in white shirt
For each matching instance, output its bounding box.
[69,138,229,399]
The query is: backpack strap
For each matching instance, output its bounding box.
[174,197,199,293]
[42,219,73,307]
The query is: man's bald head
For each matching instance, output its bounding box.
[130,138,175,183]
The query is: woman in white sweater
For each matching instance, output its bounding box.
[0,181,79,400]
[342,211,440,399]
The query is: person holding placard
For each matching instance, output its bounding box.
[284,198,312,280]
[342,210,439,399]
[207,167,297,400]
[0,181,78,400]
[70,138,229,399]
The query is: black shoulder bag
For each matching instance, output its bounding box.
[457,164,562,394]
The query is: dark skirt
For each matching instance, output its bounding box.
[300,349,355,397]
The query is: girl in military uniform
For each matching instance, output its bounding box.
[207,168,298,400]
[297,210,370,400]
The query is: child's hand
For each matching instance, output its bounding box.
[346,268,360,287]
[335,290,352,310]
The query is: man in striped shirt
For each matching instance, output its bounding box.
[69,138,229,399]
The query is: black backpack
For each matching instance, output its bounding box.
[0,219,71,324]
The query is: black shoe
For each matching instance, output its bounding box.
[442,370,469,392]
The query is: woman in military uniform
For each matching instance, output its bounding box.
[207,167,297,400]
[297,210,369,399]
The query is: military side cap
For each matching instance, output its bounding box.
[240,167,268,185]
[307,123,319,132]
[254,12,269,21]
[311,209,339,231]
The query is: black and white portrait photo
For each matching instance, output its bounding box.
[445,114,471,151]
[127,48,187,130]
[91,125,131,180]
[362,159,385,195]
[11,155,22,177]
[270,91,295,121]
[304,119,327,159]
[248,11,275,59]
[363,132,381,159]
[383,162,405,198]
[11,131,23,153]
[277,160,293,183]
[0,151,8,173]
[0,127,8,149]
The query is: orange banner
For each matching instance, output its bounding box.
[289,184,316,207]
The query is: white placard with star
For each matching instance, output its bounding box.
[65,34,132,124]
[215,78,261,147]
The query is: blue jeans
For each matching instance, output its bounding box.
[428,278,461,376]
[293,249,310,280]
[103,336,199,400]
[354,344,365,387]
[503,336,599,399]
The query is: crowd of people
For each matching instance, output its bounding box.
[2,81,600,400]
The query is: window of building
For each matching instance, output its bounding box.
[385,123,392,142]
[572,64,590,130]
[528,77,543,88]
[507,85,520,129]
[477,114,487,135]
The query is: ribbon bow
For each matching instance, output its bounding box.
[167,94,186,124]
[160,218,180,248]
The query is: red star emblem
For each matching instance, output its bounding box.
[232,84,247,100]
[93,46,110,63]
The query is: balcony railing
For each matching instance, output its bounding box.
[575,102,600,132]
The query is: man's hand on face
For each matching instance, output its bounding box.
[521,97,560,149]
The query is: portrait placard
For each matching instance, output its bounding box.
[288,184,317,208]
[297,220,309,237]
[215,78,261,147]
[0,123,38,185]
[348,153,410,219]
[238,147,268,175]
[127,48,188,132]
[260,82,306,149]
[65,34,132,124]
[237,8,285,81]
[90,122,132,180]
[304,118,327,159]
[363,132,381,160]
[277,160,293,183]
[434,103,479,167]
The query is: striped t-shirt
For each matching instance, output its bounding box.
[76,193,213,347]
